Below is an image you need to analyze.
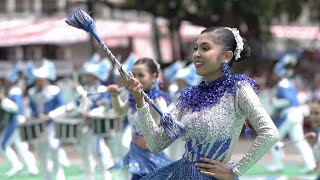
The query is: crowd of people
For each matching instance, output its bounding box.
[0,26,320,180]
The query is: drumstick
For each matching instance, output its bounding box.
[86,87,125,97]
[48,103,75,119]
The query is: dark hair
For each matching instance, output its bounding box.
[134,57,160,78]
[200,27,251,66]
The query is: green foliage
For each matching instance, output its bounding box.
[101,0,315,38]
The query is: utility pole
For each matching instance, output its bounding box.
[87,0,96,55]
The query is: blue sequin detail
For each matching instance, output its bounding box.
[160,113,186,140]
[177,74,258,112]
[141,159,218,180]
[183,138,231,164]
[109,142,171,175]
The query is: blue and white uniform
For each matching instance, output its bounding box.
[268,54,316,173]
[0,65,38,177]
[76,81,114,180]
[110,86,172,180]
[27,60,67,180]
[76,53,114,180]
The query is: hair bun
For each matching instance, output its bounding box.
[236,38,251,62]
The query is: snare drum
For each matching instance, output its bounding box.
[19,120,46,142]
[88,114,120,137]
[54,119,82,142]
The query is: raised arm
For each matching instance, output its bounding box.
[233,83,279,176]
[150,97,169,125]
[107,84,128,117]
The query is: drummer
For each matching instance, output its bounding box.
[0,64,39,177]
[26,59,69,180]
[75,53,114,180]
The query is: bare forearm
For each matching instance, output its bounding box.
[136,96,146,108]
[111,95,127,116]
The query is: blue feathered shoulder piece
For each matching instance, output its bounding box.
[177,74,258,112]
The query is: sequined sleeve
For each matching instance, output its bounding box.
[137,102,181,153]
[233,83,279,176]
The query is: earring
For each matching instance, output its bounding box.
[222,62,230,75]
[152,79,160,89]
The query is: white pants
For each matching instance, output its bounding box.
[33,123,65,180]
[271,107,315,169]
[0,125,38,174]
[76,126,114,179]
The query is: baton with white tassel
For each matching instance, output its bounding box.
[65,9,185,140]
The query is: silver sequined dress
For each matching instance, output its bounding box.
[137,82,279,179]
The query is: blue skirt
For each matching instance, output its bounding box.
[141,159,217,180]
[110,142,172,176]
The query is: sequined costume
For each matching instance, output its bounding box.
[110,87,172,179]
[137,74,279,179]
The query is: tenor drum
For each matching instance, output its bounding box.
[88,113,120,137]
[54,118,82,142]
[19,120,46,142]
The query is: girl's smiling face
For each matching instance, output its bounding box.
[193,32,232,82]
[132,64,157,91]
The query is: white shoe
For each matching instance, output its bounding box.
[103,171,112,180]
[6,163,23,177]
[60,155,71,167]
[300,166,315,174]
[56,168,66,180]
[61,159,71,167]
[86,174,94,180]
[28,166,39,176]
[267,163,284,172]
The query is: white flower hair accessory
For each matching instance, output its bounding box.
[224,27,244,61]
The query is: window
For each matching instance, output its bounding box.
[15,0,24,12]
[42,0,58,15]
[0,0,6,13]
[0,48,8,60]
[43,45,58,59]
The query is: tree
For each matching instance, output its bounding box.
[98,0,319,61]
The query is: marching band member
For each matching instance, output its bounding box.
[268,53,316,173]
[0,64,39,177]
[163,60,186,112]
[27,59,69,180]
[76,53,114,180]
[107,57,172,180]
[112,52,136,149]
[121,27,279,179]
